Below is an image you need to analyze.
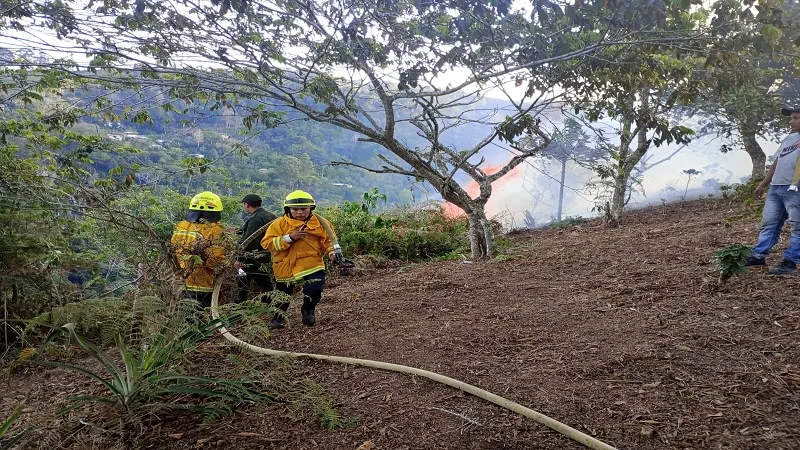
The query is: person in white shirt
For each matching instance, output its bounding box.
[748,107,800,275]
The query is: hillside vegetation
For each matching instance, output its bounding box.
[4,1,800,448]
[2,197,798,450]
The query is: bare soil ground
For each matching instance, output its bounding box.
[3,198,799,450]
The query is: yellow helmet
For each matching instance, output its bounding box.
[283,190,315,208]
[189,191,223,211]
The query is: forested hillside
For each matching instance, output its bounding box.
[30,85,528,213]
[25,87,427,210]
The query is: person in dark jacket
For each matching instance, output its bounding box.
[235,194,278,303]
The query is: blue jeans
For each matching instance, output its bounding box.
[752,185,800,263]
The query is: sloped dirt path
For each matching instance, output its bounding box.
[4,199,799,449]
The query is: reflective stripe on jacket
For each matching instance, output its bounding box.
[170,220,226,292]
[261,214,334,282]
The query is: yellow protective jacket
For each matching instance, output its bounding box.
[261,214,334,282]
[170,220,226,292]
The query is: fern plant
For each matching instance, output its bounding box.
[713,244,753,282]
[25,295,205,347]
[215,297,286,346]
[291,379,359,430]
[25,296,165,345]
[30,307,277,442]
[222,353,358,430]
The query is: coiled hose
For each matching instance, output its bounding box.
[215,215,619,450]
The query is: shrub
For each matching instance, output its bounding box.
[731,179,760,200]
[317,202,375,236]
[27,297,352,449]
[24,296,182,345]
[340,226,463,260]
[30,305,279,444]
[713,243,752,282]
[319,197,469,262]
[34,321,272,416]
[547,216,586,228]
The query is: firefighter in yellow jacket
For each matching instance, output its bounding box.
[261,190,335,328]
[170,191,227,309]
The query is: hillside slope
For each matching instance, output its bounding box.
[5,198,799,450]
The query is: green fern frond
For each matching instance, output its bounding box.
[199,402,233,425]
[282,379,357,430]
[26,296,127,336]
[25,295,171,346]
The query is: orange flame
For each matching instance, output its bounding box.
[441,159,524,217]
[442,201,465,218]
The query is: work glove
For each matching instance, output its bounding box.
[334,249,345,265]
[333,250,355,276]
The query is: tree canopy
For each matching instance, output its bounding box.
[1,0,760,255]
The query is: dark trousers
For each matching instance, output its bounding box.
[236,257,275,303]
[273,272,325,313]
[186,291,212,309]
[237,272,275,303]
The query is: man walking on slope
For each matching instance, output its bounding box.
[236,194,278,303]
[747,107,800,275]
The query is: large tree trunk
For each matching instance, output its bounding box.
[465,205,495,259]
[557,158,567,221]
[467,211,496,259]
[607,131,650,228]
[466,214,484,258]
[605,129,634,228]
[606,170,628,228]
[606,87,652,228]
[741,125,766,181]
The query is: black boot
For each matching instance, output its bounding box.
[299,277,323,327]
[301,300,316,326]
[270,301,289,329]
[768,259,796,275]
[745,256,766,267]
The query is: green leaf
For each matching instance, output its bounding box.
[0,404,33,448]
[0,405,22,437]
[713,243,752,281]
[760,24,782,42]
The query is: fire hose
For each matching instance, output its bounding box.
[214,215,619,450]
